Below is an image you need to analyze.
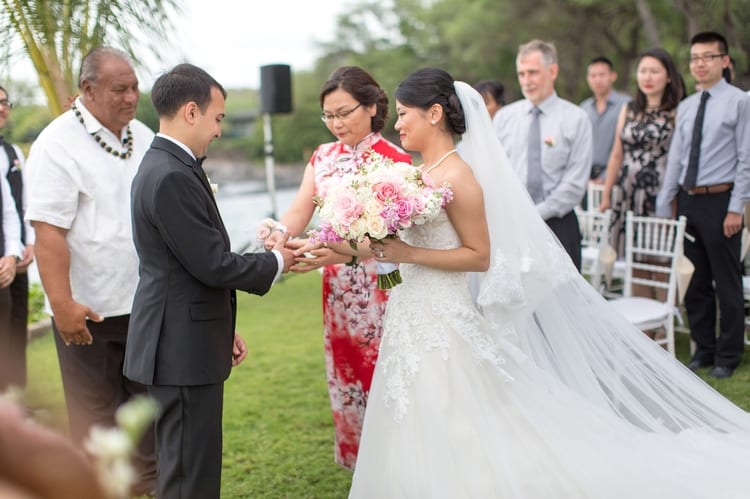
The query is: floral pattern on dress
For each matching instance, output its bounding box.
[609,106,675,256]
[312,132,411,469]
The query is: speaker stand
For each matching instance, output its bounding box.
[262,112,278,219]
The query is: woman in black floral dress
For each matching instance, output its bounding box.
[600,48,685,260]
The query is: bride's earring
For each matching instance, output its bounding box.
[431,120,436,125]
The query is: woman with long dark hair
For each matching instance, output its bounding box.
[600,48,686,258]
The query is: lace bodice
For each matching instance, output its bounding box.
[377,211,526,420]
[397,211,467,292]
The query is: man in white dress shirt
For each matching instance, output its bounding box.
[24,47,156,495]
[0,137,22,383]
[0,85,32,390]
[494,39,592,270]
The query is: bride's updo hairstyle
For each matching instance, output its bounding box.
[319,66,389,133]
[394,68,466,136]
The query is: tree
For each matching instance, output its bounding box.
[320,0,750,102]
[0,0,178,116]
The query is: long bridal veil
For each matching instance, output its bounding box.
[455,80,750,437]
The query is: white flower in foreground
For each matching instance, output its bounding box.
[85,426,133,459]
[103,458,137,498]
[84,396,158,498]
[115,395,158,443]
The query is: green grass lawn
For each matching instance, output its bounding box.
[23,271,749,498]
[25,272,352,498]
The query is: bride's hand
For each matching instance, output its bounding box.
[370,237,410,263]
[289,239,351,272]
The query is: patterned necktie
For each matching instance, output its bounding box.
[683,91,710,190]
[527,106,544,202]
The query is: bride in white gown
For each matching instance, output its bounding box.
[348,68,750,498]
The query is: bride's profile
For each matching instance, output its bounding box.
[348,67,750,498]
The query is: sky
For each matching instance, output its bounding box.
[141,0,350,89]
[6,0,349,93]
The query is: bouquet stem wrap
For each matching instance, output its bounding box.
[376,262,401,289]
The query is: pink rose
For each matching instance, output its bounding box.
[256,225,271,241]
[373,181,401,203]
[333,192,363,223]
[410,195,425,214]
[333,192,356,211]
[395,198,414,221]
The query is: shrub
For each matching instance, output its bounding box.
[28,282,47,324]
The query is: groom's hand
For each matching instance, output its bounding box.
[272,234,296,273]
[232,333,248,366]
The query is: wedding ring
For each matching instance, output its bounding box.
[378,251,384,258]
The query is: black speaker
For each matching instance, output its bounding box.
[260,64,292,114]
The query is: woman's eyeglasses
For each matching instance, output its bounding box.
[321,103,362,123]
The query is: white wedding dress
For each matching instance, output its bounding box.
[348,83,750,498]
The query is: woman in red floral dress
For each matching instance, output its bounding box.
[266,67,411,469]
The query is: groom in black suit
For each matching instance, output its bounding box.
[124,64,294,499]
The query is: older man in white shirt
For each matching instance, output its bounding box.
[494,39,592,270]
[24,47,156,495]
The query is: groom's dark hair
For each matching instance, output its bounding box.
[151,63,226,118]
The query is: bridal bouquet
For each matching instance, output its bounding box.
[310,149,453,288]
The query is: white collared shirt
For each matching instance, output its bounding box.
[25,97,155,316]
[1,173,21,258]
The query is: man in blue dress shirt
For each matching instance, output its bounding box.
[657,31,750,379]
[494,39,592,270]
[580,57,631,183]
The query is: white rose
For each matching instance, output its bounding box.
[365,216,388,240]
[348,218,369,241]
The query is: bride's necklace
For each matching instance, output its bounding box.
[71,102,133,159]
[424,149,457,174]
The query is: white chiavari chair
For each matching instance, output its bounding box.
[607,212,687,355]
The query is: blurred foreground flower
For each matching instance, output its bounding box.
[84,396,157,498]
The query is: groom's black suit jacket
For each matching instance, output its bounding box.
[124,136,278,386]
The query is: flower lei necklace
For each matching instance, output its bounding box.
[71,102,133,159]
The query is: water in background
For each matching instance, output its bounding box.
[215,181,298,252]
[27,183,298,284]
